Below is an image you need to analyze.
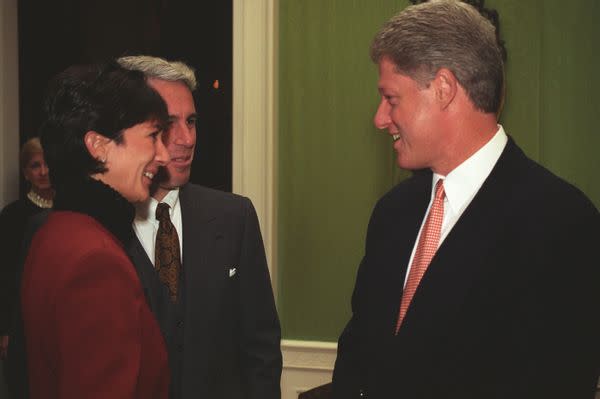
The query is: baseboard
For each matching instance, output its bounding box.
[281,339,337,399]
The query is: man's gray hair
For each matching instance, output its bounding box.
[117,55,197,91]
[371,0,504,114]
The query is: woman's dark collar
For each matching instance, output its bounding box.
[53,177,135,246]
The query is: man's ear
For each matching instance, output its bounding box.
[433,68,458,110]
[84,131,110,162]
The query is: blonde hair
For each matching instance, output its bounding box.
[20,137,43,171]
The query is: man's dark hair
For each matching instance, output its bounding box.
[40,62,169,189]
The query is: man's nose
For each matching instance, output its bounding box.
[373,99,391,130]
[171,122,195,146]
[154,137,170,165]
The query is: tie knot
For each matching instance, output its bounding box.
[434,179,445,201]
[156,202,171,221]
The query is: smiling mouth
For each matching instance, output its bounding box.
[171,155,191,163]
[392,134,401,141]
[143,171,154,179]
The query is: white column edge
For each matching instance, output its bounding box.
[232,0,279,298]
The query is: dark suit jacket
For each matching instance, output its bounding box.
[5,210,49,399]
[0,199,45,335]
[127,184,282,399]
[333,139,600,399]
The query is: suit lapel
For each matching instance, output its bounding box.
[126,236,162,313]
[397,140,527,339]
[359,171,432,341]
[393,172,433,292]
[178,186,219,323]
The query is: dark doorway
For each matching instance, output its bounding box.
[18,0,232,192]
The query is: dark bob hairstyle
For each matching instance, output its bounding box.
[40,61,169,189]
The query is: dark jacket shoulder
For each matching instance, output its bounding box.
[179,183,254,218]
[522,158,598,214]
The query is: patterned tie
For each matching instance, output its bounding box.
[155,202,181,303]
[395,179,445,334]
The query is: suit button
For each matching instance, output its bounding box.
[177,344,184,352]
[177,320,184,327]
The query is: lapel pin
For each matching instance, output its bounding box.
[229,267,237,277]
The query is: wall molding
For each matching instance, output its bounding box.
[232,0,279,297]
[282,339,337,371]
[281,340,337,399]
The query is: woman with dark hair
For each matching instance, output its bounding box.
[20,62,170,398]
[0,138,53,360]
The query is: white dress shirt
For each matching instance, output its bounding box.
[403,125,508,287]
[133,189,183,266]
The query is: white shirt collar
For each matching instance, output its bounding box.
[433,125,508,216]
[134,188,180,222]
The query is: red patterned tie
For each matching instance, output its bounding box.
[395,179,445,334]
[155,202,181,303]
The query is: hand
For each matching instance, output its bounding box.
[0,335,9,359]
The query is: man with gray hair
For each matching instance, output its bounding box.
[332,1,600,398]
[117,55,282,399]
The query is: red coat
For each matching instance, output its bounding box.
[21,211,169,399]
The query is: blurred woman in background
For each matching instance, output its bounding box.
[0,137,53,360]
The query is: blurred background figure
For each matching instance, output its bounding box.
[0,138,53,361]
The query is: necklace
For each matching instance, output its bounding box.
[27,190,53,209]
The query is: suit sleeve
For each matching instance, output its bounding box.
[333,199,386,399]
[332,256,369,399]
[238,198,282,399]
[542,206,600,398]
[501,198,600,399]
[51,249,146,399]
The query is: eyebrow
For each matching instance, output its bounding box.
[378,88,395,96]
[169,112,198,120]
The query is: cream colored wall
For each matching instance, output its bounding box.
[0,0,20,208]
